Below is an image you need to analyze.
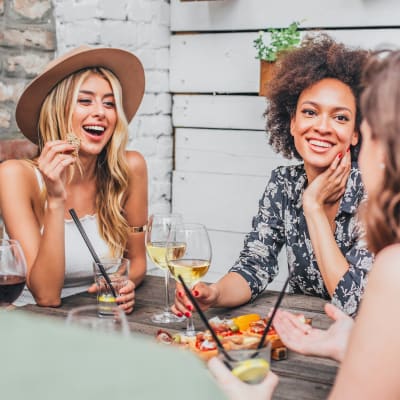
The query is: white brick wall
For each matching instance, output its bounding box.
[53,0,172,214]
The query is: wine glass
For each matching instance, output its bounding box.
[166,223,212,336]
[145,213,185,323]
[0,239,27,308]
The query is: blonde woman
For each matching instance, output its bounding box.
[0,47,147,313]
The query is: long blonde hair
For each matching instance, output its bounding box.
[37,67,130,256]
[360,51,400,254]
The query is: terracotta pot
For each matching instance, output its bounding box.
[259,60,277,97]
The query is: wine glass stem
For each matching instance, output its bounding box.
[186,316,196,336]
[163,269,171,313]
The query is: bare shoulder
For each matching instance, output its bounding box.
[125,151,147,177]
[0,159,35,185]
[362,243,400,303]
[373,244,400,279]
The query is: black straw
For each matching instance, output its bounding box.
[178,275,234,362]
[253,267,295,354]
[69,208,117,297]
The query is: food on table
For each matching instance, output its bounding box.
[155,313,312,361]
[66,132,81,157]
[232,313,261,331]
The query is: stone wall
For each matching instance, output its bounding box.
[0,0,172,213]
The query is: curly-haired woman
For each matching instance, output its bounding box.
[172,34,373,318]
[0,47,147,312]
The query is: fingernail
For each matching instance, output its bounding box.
[177,312,183,317]
[337,152,343,159]
[178,291,183,298]
[185,311,191,318]
[186,304,193,311]
[193,290,199,297]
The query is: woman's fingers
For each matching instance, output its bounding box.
[172,282,193,317]
[38,141,77,177]
[116,281,135,314]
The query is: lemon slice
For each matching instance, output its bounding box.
[98,294,116,303]
[232,313,261,331]
[231,358,270,384]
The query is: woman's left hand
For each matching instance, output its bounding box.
[303,151,351,212]
[273,304,353,362]
[88,279,136,314]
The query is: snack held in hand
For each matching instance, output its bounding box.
[66,132,81,157]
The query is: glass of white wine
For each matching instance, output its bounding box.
[166,223,212,336]
[145,213,186,323]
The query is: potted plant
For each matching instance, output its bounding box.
[253,21,301,96]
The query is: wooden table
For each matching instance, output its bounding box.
[18,275,338,400]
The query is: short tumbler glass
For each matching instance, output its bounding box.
[93,258,130,317]
[220,341,271,384]
[66,304,129,336]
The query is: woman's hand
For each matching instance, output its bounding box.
[171,282,219,318]
[303,151,351,212]
[273,303,354,362]
[37,140,77,201]
[116,279,135,314]
[208,357,279,400]
[88,279,136,315]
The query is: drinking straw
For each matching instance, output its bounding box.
[253,267,295,354]
[178,275,234,362]
[69,209,117,298]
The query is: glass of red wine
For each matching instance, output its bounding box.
[0,239,27,308]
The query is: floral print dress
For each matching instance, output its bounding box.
[229,163,373,316]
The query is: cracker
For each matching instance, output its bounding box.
[66,132,80,157]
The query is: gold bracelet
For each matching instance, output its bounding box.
[128,224,147,233]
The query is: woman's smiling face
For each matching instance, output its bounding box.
[290,78,359,176]
[71,72,117,156]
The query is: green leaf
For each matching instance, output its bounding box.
[252,21,301,62]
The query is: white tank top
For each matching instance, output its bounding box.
[14,169,112,305]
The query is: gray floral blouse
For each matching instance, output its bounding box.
[229,163,374,317]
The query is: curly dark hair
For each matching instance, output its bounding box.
[265,33,370,160]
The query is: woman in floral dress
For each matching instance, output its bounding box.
[173,34,373,318]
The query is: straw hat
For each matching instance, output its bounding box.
[16,46,145,144]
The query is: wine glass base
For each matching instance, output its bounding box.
[179,329,198,337]
[151,311,185,324]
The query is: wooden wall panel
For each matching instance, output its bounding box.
[175,128,287,175]
[171,0,400,32]
[170,29,400,93]
[172,170,267,232]
[172,95,266,130]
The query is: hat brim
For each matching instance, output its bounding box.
[16,47,145,144]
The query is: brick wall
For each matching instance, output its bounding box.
[0,0,172,213]
[0,0,55,160]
